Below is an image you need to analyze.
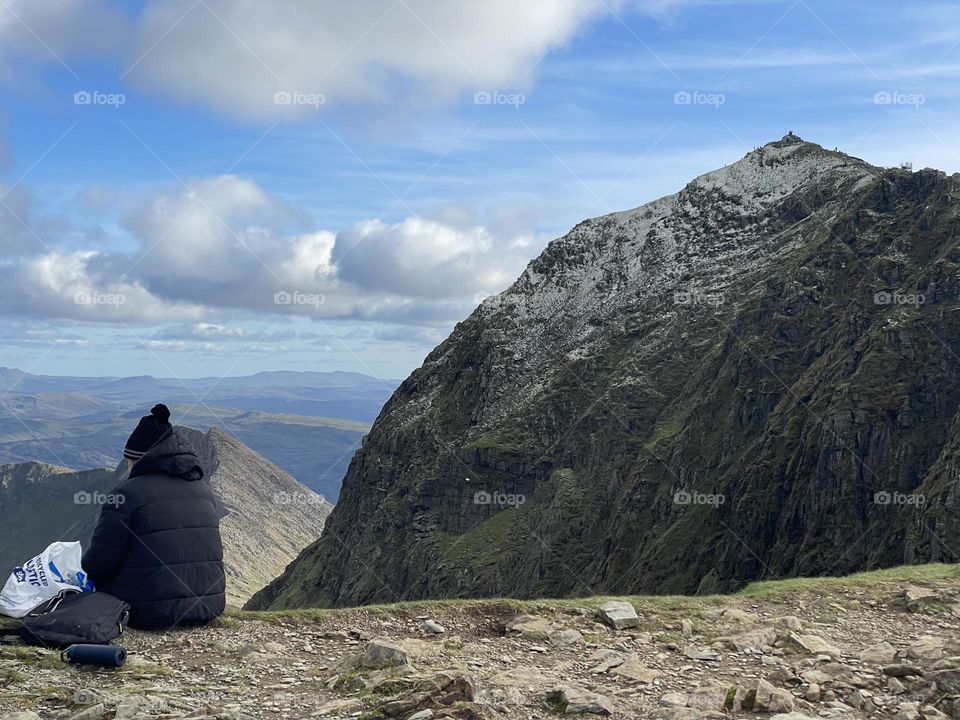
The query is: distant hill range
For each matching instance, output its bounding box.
[0,426,331,605]
[0,369,397,500]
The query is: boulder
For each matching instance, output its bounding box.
[684,645,719,661]
[903,585,940,610]
[754,679,795,713]
[660,692,690,708]
[771,616,804,633]
[722,626,777,652]
[376,670,477,718]
[598,601,640,630]
[720,608,756,624]
[115,696,168,720]
[361,637,410,668]
[547,685,614,715]
[68,705,106,720]
[588,649,625,673]
[421,620,445,634]
[611,656,661,683]
[860,641,897,664]
[550,628,583,645]
[883,663,924,678]
[687,684,729,711]
[788,632,842,659]
[505,614,554,635]
[907,636,944,662]
[926,668,960,694]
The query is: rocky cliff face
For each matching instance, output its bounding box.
[0,427,331,605]
[248,134,960,610]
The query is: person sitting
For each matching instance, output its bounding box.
[82,404,226,629]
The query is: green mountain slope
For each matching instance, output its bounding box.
[247,135,960,610]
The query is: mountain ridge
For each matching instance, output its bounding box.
[248,135,960,610]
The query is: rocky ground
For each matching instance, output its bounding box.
[1,565,959,720]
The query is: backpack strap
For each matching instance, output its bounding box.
[26,588,81,618]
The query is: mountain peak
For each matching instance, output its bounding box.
[248,139,960,611]
[774,130,805,145]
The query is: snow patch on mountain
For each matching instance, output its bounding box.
[392,136,882,431]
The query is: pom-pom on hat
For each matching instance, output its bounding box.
[123,403,173,462]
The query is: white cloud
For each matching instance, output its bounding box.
[124,0,612,119]
[334,217,530,299]
[0,249,206,323]
[0,174,536,326]
[0,0,125,82]
[0,0,700,121]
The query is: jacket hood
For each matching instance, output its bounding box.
[128,426,204,481]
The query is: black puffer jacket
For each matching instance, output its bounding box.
[82,427,226,629]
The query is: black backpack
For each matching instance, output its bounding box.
[1,591,130,649]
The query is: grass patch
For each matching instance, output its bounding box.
[0,668,24,685]
[438,507,521,568]
[735,563,958,598]
[233,563,959,624]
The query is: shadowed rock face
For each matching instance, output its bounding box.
[248,135,960,611]
[1,427,331,605]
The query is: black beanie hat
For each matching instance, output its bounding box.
[123,404,173,461]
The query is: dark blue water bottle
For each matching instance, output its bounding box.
[61,644,127,668]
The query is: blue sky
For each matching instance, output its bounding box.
[0,0,957,380]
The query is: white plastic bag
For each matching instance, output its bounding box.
[0,541,94,618]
